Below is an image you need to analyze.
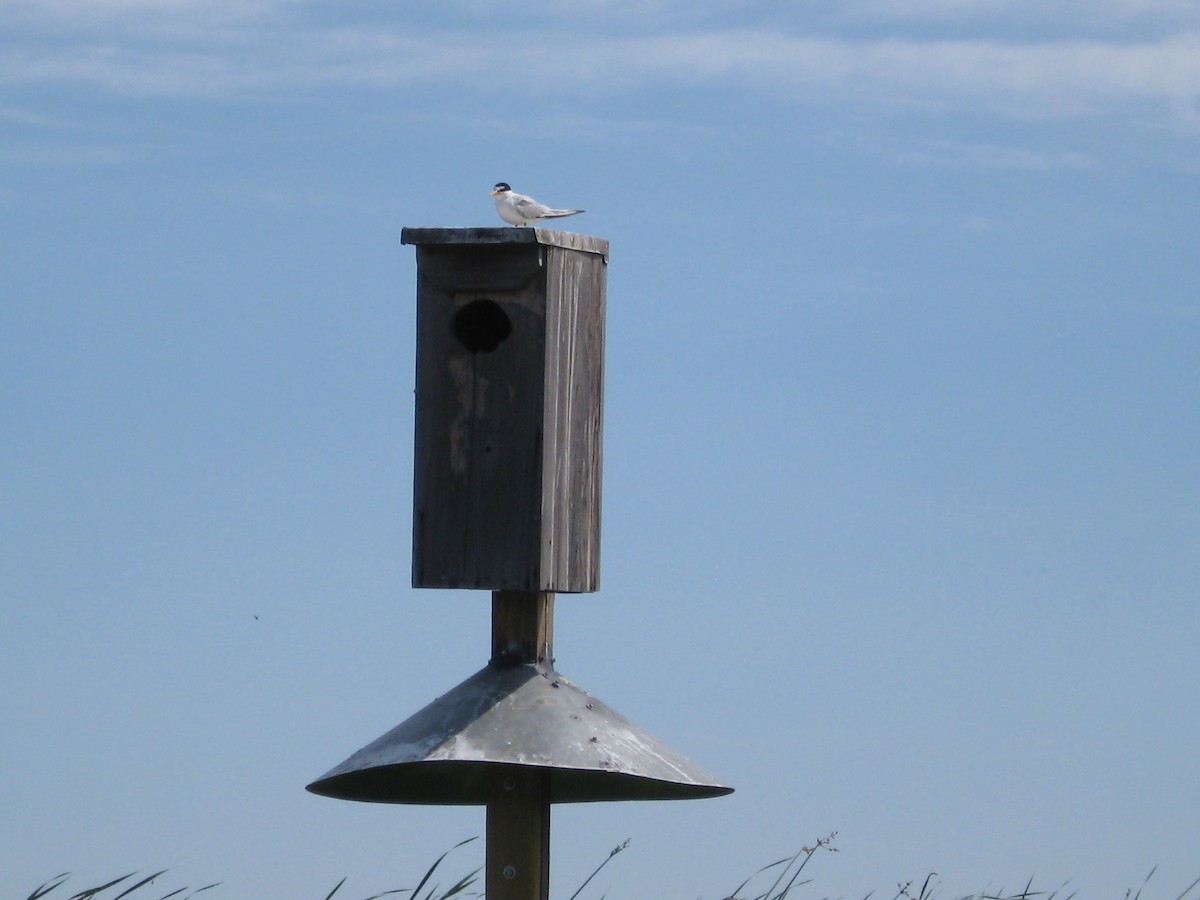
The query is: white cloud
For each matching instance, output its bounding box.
[0,104,64,127]
[0,0,289,25]
[6,0,1199,35]
[0,141,133,166]
[846,0,1200,22]
[3,9,1200,130]
[898,138,1101,171]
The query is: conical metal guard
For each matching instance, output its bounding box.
[307,663,732,804]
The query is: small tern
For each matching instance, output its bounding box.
[491,183,584,227]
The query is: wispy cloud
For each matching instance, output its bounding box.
[6,0,1200,33]
[899,139,1101,171]
[3,6,1200,131]
[0,105,66,127]
[0,141,134,166]
[844,0,1200,23]
[2,0,287,26]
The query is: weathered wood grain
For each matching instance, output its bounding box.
[541,245,605,591]
[491,590,554,666]
[486,764,551,900]
[407,229,606,592]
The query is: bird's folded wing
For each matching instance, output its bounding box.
[512,196,552,217]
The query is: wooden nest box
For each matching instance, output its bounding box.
[401,228,609,593]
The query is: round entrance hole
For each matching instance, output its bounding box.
[452,299,512,354]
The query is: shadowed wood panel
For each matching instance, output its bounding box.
[407,231,606,592]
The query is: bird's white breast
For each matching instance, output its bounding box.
[495,195,528,226]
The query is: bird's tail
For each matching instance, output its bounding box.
[543,208,584,218]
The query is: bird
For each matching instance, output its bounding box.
[491,183,584,227]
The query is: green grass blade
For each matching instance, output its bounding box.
[183,883,221,898]
[1022,875,1047,900]
[68,872,138,900]
[409,837,478,900]
[1133,867,1158,900]
[26,873,72,900]
[112,869,169,899]
[1173,874,1200,900]
[771,869,814,899]
[567,838,629,900]
[721,855,789,900]
[762,849,805,899]
[433,867,480,899]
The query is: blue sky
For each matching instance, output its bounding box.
[3,1,1198,897]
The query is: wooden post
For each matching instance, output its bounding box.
[491,590,554,665]
[487,765,550,900]
[487,590,554,900]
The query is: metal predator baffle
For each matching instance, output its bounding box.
[307,227,732,900]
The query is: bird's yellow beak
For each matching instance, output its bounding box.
[490,187,503,196]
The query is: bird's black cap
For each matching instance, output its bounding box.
[493,182,511,192]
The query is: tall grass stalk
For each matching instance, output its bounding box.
[22,835,1200,900]
[719,830,839,900]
